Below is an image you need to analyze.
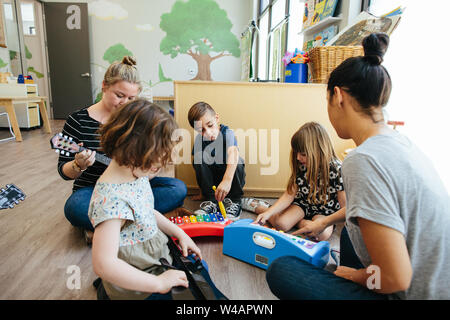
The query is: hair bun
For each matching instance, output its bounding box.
[362,33,389,65]
[122,56,137,67]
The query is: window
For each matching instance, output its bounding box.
[271,0,285,26]
[259,0,270,14]
[257,12,269,80]
[256,0,288,81]
[21,2,36,36]
[287,0,304,52]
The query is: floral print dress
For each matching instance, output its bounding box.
[88,176,172,299]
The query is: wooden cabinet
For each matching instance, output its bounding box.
[0,84,41,129]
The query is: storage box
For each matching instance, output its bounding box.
[308,46,364,83]
[285,63,308,83]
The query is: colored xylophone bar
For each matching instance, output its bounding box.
[170,213,233,238]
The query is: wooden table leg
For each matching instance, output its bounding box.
[38,99,52,133]
[3,100,22,142]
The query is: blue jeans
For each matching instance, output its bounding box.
[64,177,187,232]
[265,227,388,300]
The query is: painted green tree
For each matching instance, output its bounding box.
[94,43,172,103]
[103,44,133,64]
[160,0,240,81]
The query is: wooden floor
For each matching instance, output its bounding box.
[0,121,341,300]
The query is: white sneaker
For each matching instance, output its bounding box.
[194,201,217,216]
[241,197,270,213]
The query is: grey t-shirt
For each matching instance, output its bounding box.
[343,130,450,300]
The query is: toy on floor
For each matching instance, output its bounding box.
[212,185,227,219]
[223,219,330,270]
[0,184,26,209]
[170,212,233,238]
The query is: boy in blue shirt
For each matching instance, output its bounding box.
[188,101,245,220]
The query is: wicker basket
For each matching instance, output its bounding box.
[308,46,364,83]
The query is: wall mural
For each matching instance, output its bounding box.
[0,58,7,70]
[88,0,243,99]
[94,43,172,102]
[160,0,240,81]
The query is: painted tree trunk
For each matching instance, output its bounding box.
[191,53,213,81]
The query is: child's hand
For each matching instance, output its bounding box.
[253,211,273,225]
[178,234,203,260]
[215,179,232,202]
[157,269,188,294]
[292,219,327,239]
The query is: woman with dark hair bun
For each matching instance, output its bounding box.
[266,33,450,300]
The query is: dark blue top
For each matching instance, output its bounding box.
[192,124,239,165]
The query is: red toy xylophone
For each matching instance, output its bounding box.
[170,212,233,238]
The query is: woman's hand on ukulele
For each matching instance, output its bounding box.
[74,143,96,170]
[157,269,188,294]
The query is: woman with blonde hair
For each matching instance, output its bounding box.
[57,56,188,243]
[252,121,346,242]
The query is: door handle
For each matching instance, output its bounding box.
[81,73,90,77]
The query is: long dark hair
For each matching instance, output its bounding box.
[327,33,392,122]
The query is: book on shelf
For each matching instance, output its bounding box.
[302,0,315,30]
[303,0,339,30]
[303,24,338,50]
[381,6,404,18]
[313,25,338,46]
[319,0,339,21]
[327,10,402,46]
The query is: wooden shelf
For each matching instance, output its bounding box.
[153,96,174,101]
[299,16,342,36]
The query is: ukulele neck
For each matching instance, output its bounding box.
[79,146,111,166]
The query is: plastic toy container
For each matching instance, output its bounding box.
[285,63,308,83]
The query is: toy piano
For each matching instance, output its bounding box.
[223,219,330,269]
[170,212,233,238]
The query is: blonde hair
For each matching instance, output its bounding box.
[103,56,142,92]
[287,122,339,205]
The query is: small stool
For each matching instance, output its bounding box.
[0,112,16,143]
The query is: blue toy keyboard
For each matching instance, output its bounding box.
[223,219,330,269]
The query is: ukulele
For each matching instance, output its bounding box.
[50,133,111,166]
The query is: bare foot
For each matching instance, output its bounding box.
[191,193,205,201]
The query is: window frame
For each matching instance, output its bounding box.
[255,0,289,81]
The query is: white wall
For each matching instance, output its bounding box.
[382,0,450,192]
